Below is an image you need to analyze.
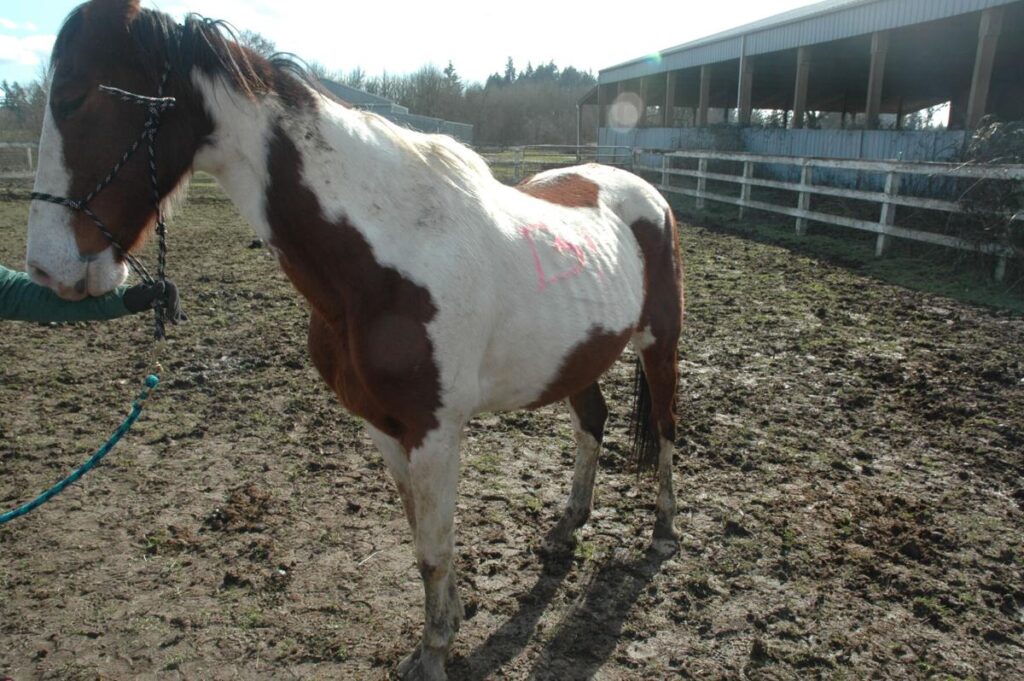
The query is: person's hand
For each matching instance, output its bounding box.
[123,280,186,323]
[162,280,186,324]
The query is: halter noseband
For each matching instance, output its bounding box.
[31,64,176,341]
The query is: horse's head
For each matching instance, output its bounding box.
[27,0,211,299]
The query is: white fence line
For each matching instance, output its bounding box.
[0,142,37,179]
[480,145,633,184]
[634,149,1023,281]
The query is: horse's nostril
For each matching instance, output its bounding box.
[30,265,51,284]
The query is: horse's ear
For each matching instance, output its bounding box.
[84,0,141,28]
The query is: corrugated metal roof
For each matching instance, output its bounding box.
[600,0,1021,84]
[319,79,408,113]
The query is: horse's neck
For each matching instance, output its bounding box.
[189,71,448,316]
[190,72,407,244]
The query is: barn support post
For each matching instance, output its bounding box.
[640,77,649,128]
[795,162,812,235]
[697,66,711,127]
[737,37,754,125]
[865,31,890,130]
[739,160,753,220]
[991,254,1007,280]
[696,157,708,210]
[664,72,677,127]
[576,103,582,161]
[793,47,812,129]
[875,170,901,256]
[598,84,608,129]
[966,6,1006,130]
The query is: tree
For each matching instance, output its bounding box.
[443,61,461,91]
[237,29,276,58]
[1,79,47,140]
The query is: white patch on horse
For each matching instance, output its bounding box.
[26,98,127,298]
[633,326,657,351]
[191,71,278,244]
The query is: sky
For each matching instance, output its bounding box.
[0,0,815,87]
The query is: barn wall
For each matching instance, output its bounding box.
[600,127,967,192]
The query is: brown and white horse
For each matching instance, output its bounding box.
[25,1,684,677]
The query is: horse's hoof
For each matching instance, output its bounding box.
[652,519,679,554]
[395,646,447,681]
[541,529,574,551]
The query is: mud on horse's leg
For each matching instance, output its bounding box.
[546,383,607,550]
[396,421,464,681]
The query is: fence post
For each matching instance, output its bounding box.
[739,160,753,220]
[875,170,901,257]
[513,147,524,184]
[27,146,34,172]
[995,255,1007,282]
[661,154,669,190]
[795,162,812,235]
[696,157,708,210]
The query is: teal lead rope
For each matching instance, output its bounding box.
[0,375,159,525]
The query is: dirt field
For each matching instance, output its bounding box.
[1,177,1022,680]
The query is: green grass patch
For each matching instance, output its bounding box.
[671,197,1024,314]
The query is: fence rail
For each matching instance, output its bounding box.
[479,145,633,184]
[0,142,37,178]
[635,150,1024,280]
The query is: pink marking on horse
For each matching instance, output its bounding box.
[519,223,597,291]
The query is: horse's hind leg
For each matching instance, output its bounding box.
[546,382,607,549]
[637,343,680,543]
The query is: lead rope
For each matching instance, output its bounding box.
[0,375,160,526]
[31,64,176,340]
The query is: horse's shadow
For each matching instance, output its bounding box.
[451,542,673,680]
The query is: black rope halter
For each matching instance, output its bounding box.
[31,64,176,340]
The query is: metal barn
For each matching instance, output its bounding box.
[581,0,1024,161]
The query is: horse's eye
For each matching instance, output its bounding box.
[54,94,86,118]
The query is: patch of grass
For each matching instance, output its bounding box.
[467,452,501,475]
[672,198,1024,314]
[574,540,597,561]
[237,607,269,630]
[162,650,196,671]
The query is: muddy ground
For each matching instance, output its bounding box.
[1,177,1022,680]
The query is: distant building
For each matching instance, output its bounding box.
[319,79,473,144]
[582,0,1023,162]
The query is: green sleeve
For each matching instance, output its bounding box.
[0,265,131,323]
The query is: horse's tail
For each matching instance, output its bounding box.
[629,356,660,473]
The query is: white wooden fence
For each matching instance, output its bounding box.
[480,145,633,184]
[635,150,1024,280]
[0,142,37,178]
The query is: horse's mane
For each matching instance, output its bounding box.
[52,4,324,107]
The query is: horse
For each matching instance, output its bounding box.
[24,1,684,678]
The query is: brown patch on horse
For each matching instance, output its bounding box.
[568,382,609,443]
[516,173,600,208]
[267,126,441,453]
[528,326,633,409]
[630,209,684,454]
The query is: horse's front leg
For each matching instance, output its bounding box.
[393,420,464,681]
